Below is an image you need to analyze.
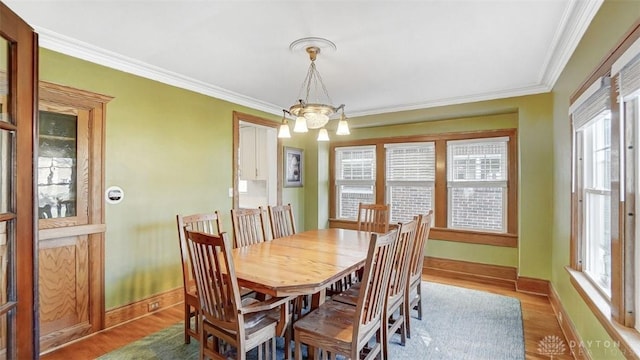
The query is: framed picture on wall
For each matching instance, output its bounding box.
[284,147,303,187]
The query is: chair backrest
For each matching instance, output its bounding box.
[268,203,296,239]
[176,212,223,292]
[185,229,242,332]
[353,229,398,340]
[357,203,390,233]
[387,220,417,301]
[408,210,433,284]
[231,207,269,248]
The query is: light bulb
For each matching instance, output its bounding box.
[336,119,350,135]
[317,128,330,141]
[278,123,291,138]
[293,116,308,133]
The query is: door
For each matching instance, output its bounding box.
[36,82,111,352]
[0,3,38,358]
[233,112,280,209]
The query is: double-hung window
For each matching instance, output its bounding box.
[447,137,509,233]
[334,145,376,219]
[571,77,612,297]
[385,142,435,223]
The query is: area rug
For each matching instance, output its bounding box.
[99,282,524,360]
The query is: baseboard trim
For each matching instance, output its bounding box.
[104,287,183,328]
[549,284,591,360]
[423,256,518,289]
[516,276,550,296]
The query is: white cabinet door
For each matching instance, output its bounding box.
[240,126,267,180]
[240,127,257,180]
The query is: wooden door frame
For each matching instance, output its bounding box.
[232,111,282,208]
[37,81,111,351]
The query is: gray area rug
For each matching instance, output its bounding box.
[99,282,524,359]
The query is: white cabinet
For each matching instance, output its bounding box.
[239,126,267,180]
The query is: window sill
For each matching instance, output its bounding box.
[566,266,640,358]
[327,219,517,247]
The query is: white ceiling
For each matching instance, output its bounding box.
[5,0,602,119]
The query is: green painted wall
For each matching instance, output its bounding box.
[36,3,640,354]
[307,98,554,279]
[550,1,640,358]
[39,48,310,309]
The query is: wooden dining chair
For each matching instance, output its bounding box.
[357,202,390,233]
[267,204,296,239]
[293,229,398,360]
[185,229,293,360]
[267,203,307,320]
[176,211,223,344]
[405,210,433,338]
[231,207,269,248]
[333,219,417,358]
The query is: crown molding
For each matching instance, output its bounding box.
[539,0,604,89]
[36,26,283,116]
[35,0,601,120]
[349,83,550,118]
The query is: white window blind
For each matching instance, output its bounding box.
[570,76,611,130]
[335,146,376,220]
[385,142,435,222]
[446,137,508,232]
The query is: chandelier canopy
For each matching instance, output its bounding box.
[279,38,350,141]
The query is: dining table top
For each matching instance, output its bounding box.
[231,228,372,298]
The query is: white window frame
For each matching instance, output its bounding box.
[384,142,435,223]
[446,137,509,233]
[334,145,376,220]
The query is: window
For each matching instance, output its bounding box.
[330,129,517,247]
[447,137,509,232]
[335,146,376,219]
[568,29,640,353]
[385,142,435,223]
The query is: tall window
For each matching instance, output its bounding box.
[447,137,509,232]
[578,112,612,295]
[385,142,435,223]
[335,146,376,219]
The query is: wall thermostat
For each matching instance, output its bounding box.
[105,186,124,204]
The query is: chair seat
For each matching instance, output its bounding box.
[294,300,356,345]
[331,283,360,306]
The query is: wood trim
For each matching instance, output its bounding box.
[434,140,447,228]
[328,127,518,247]
[548,283,591,360]
[570,17,640,103]
[567,266,640,359]
[507,129,518,234]
[38,224,106,240]
[422,256,517,289]
[104,287,184,329]
[516,276,549,296]
[375,144,385,204]
[232,111,281,209]
[429,227,517,247]
[328,219,516,247]
[331,128,517,147]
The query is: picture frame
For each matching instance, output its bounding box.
[284,147,303,187]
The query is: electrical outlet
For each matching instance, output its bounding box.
[148,301,160,312]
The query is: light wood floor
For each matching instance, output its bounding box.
[40,274,573,360]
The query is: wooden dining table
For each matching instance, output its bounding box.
[231,228,372,307]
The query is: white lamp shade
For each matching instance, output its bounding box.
[293,116,309,133]
[336,119,350,135]
[317,128,330,141]
[278,123,291,138]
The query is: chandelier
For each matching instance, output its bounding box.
[278,38,350,141]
